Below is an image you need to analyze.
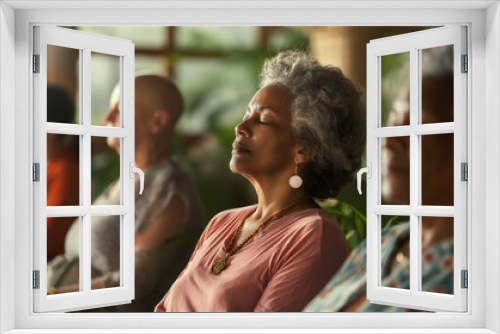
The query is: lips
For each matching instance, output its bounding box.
[232,142,251,154]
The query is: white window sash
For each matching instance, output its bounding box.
[366,26,468,312]
[33,25,136,313]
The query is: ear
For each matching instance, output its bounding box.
[294,144,321,164]
[294,145,312,164]
[150,109,170,135]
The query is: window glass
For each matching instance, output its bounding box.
[381,136,410,205]
[421,45,454,124]
[46,134,80,206]
[91,215,121,290]
[47,217,80,295]
[421,134,454,206]
[91,136,120,204]
[47,44,80,124]
[91,52,120,126]
[420,216,454,294]
[381,52,410,127]
[380,215,410,290]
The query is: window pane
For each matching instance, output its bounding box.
[381,136,410,205]
[421,134,454,206]
[78,26,168,49]
[47,134,80,206]
[380,215,410,290]
[91,215,121,290]
[175,26,259,50]
[91,136,120,204]
[47,217,80,295]
[47,45,80,124]
[421,45,454,124]
[381,52,410,127]
[421,216,454,294]
[91,52,120,126]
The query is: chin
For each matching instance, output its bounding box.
[229,157,253,177]
[229,158,242,174]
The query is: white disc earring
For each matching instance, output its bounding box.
[289,163,303,189]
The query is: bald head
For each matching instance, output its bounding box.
[135,74,184,134]
[105,75,184,159]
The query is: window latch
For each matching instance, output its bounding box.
[129,162,145,195]
[357,162,371,195]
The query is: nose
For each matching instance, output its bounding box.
[234,119,251,138]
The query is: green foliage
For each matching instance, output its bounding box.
[321,199,407,251]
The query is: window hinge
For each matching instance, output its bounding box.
[33,54,40,73]
[461,270,468,289]
[461,162,468,181]
[461,54,468,73]
[33,163,40,182]
[33,270,40,289]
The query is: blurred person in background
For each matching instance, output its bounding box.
[155,50,366,312]
[47,74,206,312]
[304,46,455,312]
[46,86,80,262]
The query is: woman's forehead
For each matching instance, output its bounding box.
[249,84,293,112]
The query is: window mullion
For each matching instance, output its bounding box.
[81,47,92,294]
[409,47,420,294]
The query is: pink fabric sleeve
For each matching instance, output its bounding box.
[254,220,348,312]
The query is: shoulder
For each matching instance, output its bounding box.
[148,159,189,184]
[285,208,342,238]
[210,205,256,226]
[276,208,348,258]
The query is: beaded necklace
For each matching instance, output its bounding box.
[210,196,310,275]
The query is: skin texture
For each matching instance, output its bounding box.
[55,75,187,294]
[229,84,319,244]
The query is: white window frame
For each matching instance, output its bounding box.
[0,1,498,333]
[366,26,468,312]
[33,25,136,313]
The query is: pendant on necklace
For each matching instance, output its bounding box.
[210,256,230,275]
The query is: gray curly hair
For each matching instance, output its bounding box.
[260,50,366,199]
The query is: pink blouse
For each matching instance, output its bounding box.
[154,205,349,312]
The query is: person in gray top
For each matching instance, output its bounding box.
[48,75,206,312]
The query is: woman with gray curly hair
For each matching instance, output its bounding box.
[155,50,366,312]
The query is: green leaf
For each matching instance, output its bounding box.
[354,214,366,240]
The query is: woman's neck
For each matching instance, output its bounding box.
[249,178,316,222]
